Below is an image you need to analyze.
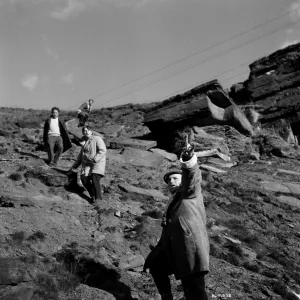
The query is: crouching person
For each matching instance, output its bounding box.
[77,98,94,127]
[68,126,106,204]
[144,140,209,300]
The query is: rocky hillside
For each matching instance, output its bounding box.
[1,101,300,300]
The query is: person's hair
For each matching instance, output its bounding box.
[88,99,94,103]
[82,125,91,133]
[51,107,60,113]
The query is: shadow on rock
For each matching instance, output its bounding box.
[55,245,136,300]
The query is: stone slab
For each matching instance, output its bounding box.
[99,125,124,137]
[276,195,300,209]
[200,164,227,174]
[109,137,157,150]
[122,147,164,169]
[223,236,241,244]
[119,253,145,270]
[284,182,300,196]
[263,181,300,196]
[277,169,300,176]
[263,181,291,194]
[106,149,126,164]
[207,158,236,168]
[118,183,168,201]
[150,148,177,161]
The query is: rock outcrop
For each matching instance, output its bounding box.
[144,79,253,137]
[230,43,300,143]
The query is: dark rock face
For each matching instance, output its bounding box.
[230,43,300,141]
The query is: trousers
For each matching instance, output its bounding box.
[47,136,63,165]
[77,112,89,126]
[149,248,208,300]
[81,173,103,201]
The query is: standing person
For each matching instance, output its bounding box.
[43,107,72,167]
[143,136,209,300]
[69,126,106,203]
[77,98,94,127]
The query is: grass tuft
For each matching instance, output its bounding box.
[11,231,26,244]
[8,172,23,181]
[27,231,46,242]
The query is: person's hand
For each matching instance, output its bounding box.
[180,134,194,161]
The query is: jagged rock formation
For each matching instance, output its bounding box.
[230,43,300,143]
[144,79,253,137]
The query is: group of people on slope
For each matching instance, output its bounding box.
[43,104,105,203]
[42,105,209,300]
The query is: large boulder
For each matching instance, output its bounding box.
[230,43,300,143]
[109,137,157,150]
[144,79,253,138]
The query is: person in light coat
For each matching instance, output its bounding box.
[69,126,106,203]
[144,137,209,300]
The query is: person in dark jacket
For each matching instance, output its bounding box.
[43,107,72,167]
[144,137,209,300]
[77,99,94,126]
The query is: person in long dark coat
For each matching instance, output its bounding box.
[43,107,72,167]
[144,138,209,300]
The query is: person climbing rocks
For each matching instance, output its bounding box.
[77,98,94,127]
[68,126,106,204]
[143,135,209,300]
[43,107,72,167]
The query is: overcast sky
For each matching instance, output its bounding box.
[1,0,300,110]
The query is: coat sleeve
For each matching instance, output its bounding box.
[180,154,202,199]
[93,137,107,163]
[43,120,48,144]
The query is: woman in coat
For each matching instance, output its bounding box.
[69,126,106,203]
[144,140,209,300]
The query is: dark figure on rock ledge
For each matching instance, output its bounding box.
[144,136,209,300]
[69,126,106,204]
[77,98,94,127]
[43,107,72,167]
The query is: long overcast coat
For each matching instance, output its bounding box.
[145,154,210,279]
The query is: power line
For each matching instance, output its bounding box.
[66,5,300,111]
[97,64,250,109]
[93,18,300,108]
